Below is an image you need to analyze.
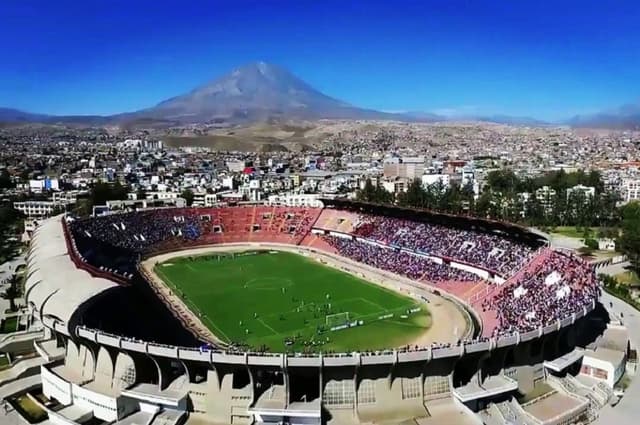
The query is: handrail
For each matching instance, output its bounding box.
[72,297,596,361]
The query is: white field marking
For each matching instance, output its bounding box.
[201,315,232,342]
[385,318,428,329]
[356,297,388,311]
[256,317,280,335]
[243,277,295,290]
[154,267,232,342]
[154,268,179,291]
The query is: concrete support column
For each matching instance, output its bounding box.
[389,350,398,390]
[420,361,426,401]
[245,354,255,407]
[282,353,290,408]
[318,354,324,407]
[353,353,361,419]
[149,355,163,390]
[475,353,491,385]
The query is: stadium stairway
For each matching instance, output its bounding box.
[428,280,481,299]
[469,247,552,308]
[479,402,511,425]
[0,329,44,353]
[548,375,611,408]
[0,355,45,389]
[312,208,336,230]
[117,410,154,425]
[462,281,492,303]
[300,234,338,254]
[247,205,257,242]
[151,408,185,425]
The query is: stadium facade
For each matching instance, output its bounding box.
[24,200,604,425]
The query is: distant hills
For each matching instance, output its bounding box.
[0,107,49,123]
[568,103,640,130]
[1,62,638,129]
[0,107,110,126]
[405,112,548,127]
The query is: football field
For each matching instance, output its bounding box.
[154,250,431,352]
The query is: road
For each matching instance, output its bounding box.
[597,261,631,277]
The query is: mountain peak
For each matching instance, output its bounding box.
[230,61,284,77]
[147,62,389,122]
[0,62,420,125]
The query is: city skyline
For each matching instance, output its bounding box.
[2,0,639,121]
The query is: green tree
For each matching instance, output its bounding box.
[0,170,14,189]
[181,189,195,206]
[398,179,428,208]
[136,187,147,201]
[524,195,545,226]
[373,182,394,204]
[474,192,492,218]
[618,202,640,272]
[356,179,376,203]
[486,169,519,194]
[73,199,92,217]
[90,181,129,206]
[440,182,463,213]
[2,274,20,312]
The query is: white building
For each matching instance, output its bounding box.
[567,184,596,199]
[382,179,409,194]
[535,186,556,201]
[127,191,180,201]
[421,174,450,189]
[14,201,63,217]
[581,349,626,388]
[221,176,235,190]
[580,325,629,388]
[52,190,84,204]
[226,160,246,173]
[29,177,60,193]
[461,166,475,186]
[621,178,640,204]
[535,186,557,212]
[267,194,323,208]
[143,140,163,150]
[598,238,616,251]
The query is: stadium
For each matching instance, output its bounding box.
[25,199,606,425]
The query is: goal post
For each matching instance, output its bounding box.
[325,312,350,328]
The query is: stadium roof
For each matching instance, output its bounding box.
[25,215,118,334]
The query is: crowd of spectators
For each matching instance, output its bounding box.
[70,206,319,255]
[71,208,202,254]
[352,215,533,276]
[483,251,600,335]
[68,206,600,337]
[323,236,481,283]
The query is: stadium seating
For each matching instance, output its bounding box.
[322,236,482,283]
[70,206,321,254]
[348,214,534,276]
[313,208,360,233]
[481,250,599,336]
[67,205,599,338]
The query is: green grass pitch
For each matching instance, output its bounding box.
[154,250,431,353]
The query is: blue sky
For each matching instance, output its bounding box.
[1,0,639,121]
